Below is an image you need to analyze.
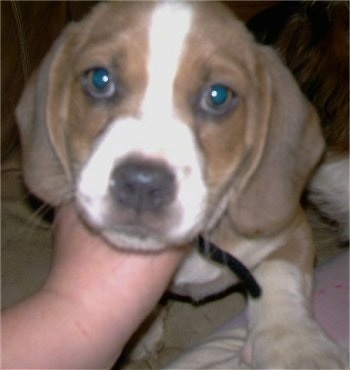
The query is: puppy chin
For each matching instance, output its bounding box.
[101,217,206,251]
[76,191,207,251]
[102,230,170,252]
[76,207,188,251]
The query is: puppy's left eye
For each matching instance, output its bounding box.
[200,84,238,115]
[82,67,116,99]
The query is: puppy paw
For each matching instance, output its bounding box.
[249,323,349,369]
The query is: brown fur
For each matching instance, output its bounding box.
[274,1,349,154]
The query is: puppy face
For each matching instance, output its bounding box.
[66,2,259,250]
[17,1,324,251]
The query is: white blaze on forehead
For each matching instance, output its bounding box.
[141,2,193,119]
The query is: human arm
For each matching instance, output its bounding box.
[2,205,186,369]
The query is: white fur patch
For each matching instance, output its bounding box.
[141,2,193,121]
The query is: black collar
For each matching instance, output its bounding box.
[197,236,262,299]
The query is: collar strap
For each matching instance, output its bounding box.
[197,236,262,299]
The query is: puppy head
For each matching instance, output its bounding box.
[16,1,324,250]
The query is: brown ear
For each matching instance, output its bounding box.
[16,24,77,206]
[228,46,325,236]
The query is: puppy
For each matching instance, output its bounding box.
[16,1,348,368]
[248,1,349,249]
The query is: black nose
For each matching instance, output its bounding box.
[111,159,176,214]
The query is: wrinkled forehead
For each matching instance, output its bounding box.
[75,1,253,70]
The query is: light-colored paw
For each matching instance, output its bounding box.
[249,323,349,369]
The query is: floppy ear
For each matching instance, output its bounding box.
[16,24,77,206]
[228,46,325,236]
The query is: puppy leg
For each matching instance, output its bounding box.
[246,217,349,369]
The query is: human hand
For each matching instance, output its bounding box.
[2,204,187,369]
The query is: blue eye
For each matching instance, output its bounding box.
[91,68,110,89]
[210,85,230,105]
[200,84,238,115]
[83,67,116,99]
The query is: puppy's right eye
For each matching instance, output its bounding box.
[199,84,238,116]
[82,67,116,99]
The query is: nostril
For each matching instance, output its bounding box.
[110,159,176,213]
[116,181,137,205]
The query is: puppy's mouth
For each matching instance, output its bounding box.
[77,157,206,251]
[80,209,191,251]
[103,211,177,247]
[76,195,180,251]
[102,225,171,251]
